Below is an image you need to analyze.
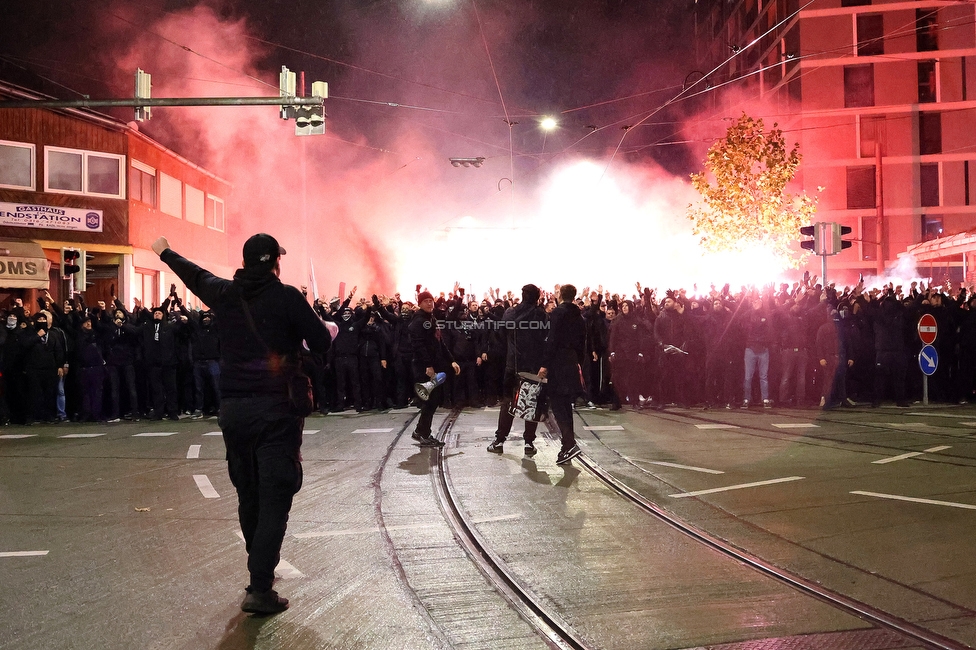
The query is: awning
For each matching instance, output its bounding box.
[904,230,976,263]
[0,239,50,289]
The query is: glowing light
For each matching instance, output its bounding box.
[540,117,557,131]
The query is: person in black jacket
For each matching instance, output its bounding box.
[152,232,334,616]
[330,290,367,412]
[22,310,67,424]
[188,310,221,416]
[141,304,183,421]
[539,284,586,465]
[408,290,459,447]
[100,301,141,421]
[486,284,547,455]
[74,315,106,422]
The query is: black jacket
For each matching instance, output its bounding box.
[159,249,332,398]
[542,301,585,397]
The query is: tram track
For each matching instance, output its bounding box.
[430,406,973,650]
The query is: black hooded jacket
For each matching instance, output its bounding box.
[159,249,332,398]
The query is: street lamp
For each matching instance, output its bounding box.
[449,157,485,168]
[540,116,557,131]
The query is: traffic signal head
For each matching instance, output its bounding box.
[800,225,817,251]
[832,223,854,251]
[61,248,80,277]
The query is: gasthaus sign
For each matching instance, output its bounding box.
[0,202,103,233]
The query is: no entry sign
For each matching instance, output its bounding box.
[918,313,937,345]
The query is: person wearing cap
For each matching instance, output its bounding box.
[408,290,460,446]
[486,283,548,456]
[150,233,336,615]
[538,284,586,465]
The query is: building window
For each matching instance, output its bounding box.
[922,214,943,241]
[44,146,124,198]
[859,115,884,158]
[842,0,871,6]
[919,112,942,155]
[861,216,878,261]
[847,166,876,209]
[205,194,225,232]
[918,60,937,103]
[159,172,183,218]
[0,140,35,190]
[966,160,972,206]
[134,268,158,308]
[184,184,205,225]
[129,160,156,207]
[916,9,938,52]
[856,14,884,56]
[920,163,940,207]
[844,65,874,108]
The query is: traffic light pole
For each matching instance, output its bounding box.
[0,97,324,110]
[821,253,827,286]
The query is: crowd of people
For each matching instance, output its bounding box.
[1,274,973,426]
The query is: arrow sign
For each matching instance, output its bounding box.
[918,313,937,345]
[919,344,939,376]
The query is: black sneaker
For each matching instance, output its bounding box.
[418,435,445,447]
[241,588,289,615]
[486,440,504,453]
[556,444,582,465]
[524,442,537,456]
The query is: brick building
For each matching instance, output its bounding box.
[0,80,232,311]
[693,0,976,283]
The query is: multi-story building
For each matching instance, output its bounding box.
[694,0,976,283]
[0,80,232,310]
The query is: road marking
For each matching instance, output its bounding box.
[583,425,624,431]
[59,433,105,438]
[0,551,48,558]
[851,491,976,511]
[134,432,178,437]
[474,426,497,432]
[234,532,303,577]
[960,422,976,427]
[885,422,932,428]
[203,431,222,436]
[187,445,201,459]
[483,408,500,413]
[352,428,394,433]
[873,445,950,464]
[0,434,37,439]
[302,429,320,435]
[670,476,805,498]
[193,474,220,499]
[295,513,522,539]
[772,423,819,429]
[627,456,724,474]
[907,412,972,418]
[695,424,740,430]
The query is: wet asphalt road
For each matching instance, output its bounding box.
[3,402,976,649]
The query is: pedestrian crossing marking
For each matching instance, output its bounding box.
[193,474,220,499]
[851,490,976,511]
[59,433,105,438]
[772,423,819,429]
[352,428,394,433]
[583,425,624,431]
[0,434,37,439]
[203,431,222,436]
[695,424,740,430]
[134,432,178,437]
[186,445,201,459]
[0,551,48,558]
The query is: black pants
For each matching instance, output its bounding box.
[79,366,105,421]
[494,371,539,444]
[149,365,178,418]
[394,354,413,407]
[413,363,443,437]
[549,393,575,452]
[334,355,361,410]
[107,364,139,419]
[25,368,58,423]
[220,396,303,593]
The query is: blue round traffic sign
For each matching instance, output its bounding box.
[918,344,939,376]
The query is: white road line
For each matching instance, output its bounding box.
[670,476,805,498]
[884,422,932,428]
[583,425,624,431]
[352,428,394,433]
[925,445,952,453]
[0,551,48,558]
[907,412,972,418]
[851,490,976,511]
[644,461,725,474]
[233,532,303,578]
[187,445,201,459]
[0,434,37,439]
[193,474,220,499]
[695,424,740,430]
[474,426,497,432]
[203,431,222,436]
[873,452,923,464]
[960,422,976,427]
[134,432,178,437]
[295,513,522,539]
[483,408,500,413]
[59,433,105,438]
[772,423,819,429]
[302,429,320,435]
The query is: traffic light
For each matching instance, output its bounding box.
[78,250,92,289]
[61,248,80,278]
[134,68,152,122]
[295,81,327,136]
[800,225,816,252]
[832,223,853,252]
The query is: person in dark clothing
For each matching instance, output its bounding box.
[188,310,221,416]
[358,301,389,410]
[775,299,813,407]
[609,299,652,407]
[868,291,911,407]
[100,302,141,421]
[445,298,485,408]
[740,295,774,408]
[141,303,183,421]
[703,298,739,409]
[408,290,460,447]
[582,293,611,406]
[654,295,689,407]
[486,284,548,455]
[539,284,586,465]
[152,232,334,616]
[73,315,106,422]
[1,313,29,424]
[21,311,67,424]
[330,291,367,411]
[816,308,853,409]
